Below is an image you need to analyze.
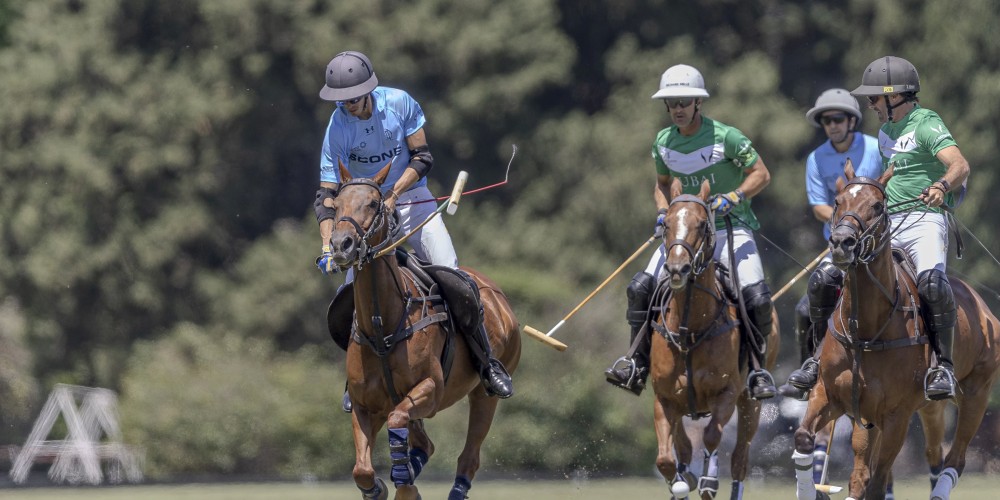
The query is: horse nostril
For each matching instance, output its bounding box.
[341,236,355,253]
[679,263,692,276]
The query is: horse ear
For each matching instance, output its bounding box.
[835,175,846,193]
[338,158,352,183]
[669,177,683,200]
[374,161,392,186]
[698,179,711,201]
[844,157,856,180]
[878,162,894,186]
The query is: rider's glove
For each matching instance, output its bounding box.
[654,208,668,239]
[316,244,338,274]
[710,189,745,216]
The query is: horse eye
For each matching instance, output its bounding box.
[873,202,884,215]
[369,200,380,209]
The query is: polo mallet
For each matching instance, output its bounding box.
[375,171,469,258]
[772,248,831,301]
[522,236,657,351]
[815,418,844,495]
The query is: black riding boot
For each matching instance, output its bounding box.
[467,323,514,399]
[780,263,842,399]
[743,282,777,400]
[605,272,656,396]
[919,270,957,401]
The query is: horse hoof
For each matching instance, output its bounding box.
[393,484,420,500]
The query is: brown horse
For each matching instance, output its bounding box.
[328,163,521,500]
[792,164,1000,500]
[651,180,779,500]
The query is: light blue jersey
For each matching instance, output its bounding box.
[805,132,883,239]
[320,86,428,193]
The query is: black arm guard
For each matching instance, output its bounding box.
[314,187,337,223]
[408,145,433,179]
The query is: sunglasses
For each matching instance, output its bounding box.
[665,98,695,109]
[338,94,367,106]
[867,95,881,105]
[820,113,848,126]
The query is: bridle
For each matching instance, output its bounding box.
[831,177,890,266]
[664,194,717,278]
[335,178,396,269]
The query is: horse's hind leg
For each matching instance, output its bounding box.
[352,409,389,500]
[860,414,908,500]
[931,375,997,500]
[728,391,761,500]
[447,392,500,500]
[916,401,946,488]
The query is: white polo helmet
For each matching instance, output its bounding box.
[805,88,862,127]
[651,64,710,100]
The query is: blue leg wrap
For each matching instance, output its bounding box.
[448,475,472,500]
[812,443,827,484]
[388,427,414,486]
[409,448,429,480]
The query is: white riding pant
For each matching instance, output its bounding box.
[343,185,459,284]
[645,226,766,289]
[889,212,948,274]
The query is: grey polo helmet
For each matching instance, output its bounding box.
[805,88,862,127]
[651,64,710,99]
[319,51,378,101]
[851,56,920,96]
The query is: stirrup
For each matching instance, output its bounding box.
[342,388,353,413]
[604,356,646,395]
[924,365,957,401]
[747,369,776,400]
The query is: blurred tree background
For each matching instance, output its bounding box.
[1,0,999,481]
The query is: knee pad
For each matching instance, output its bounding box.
[742,280,773,333]
[626,271,656,326]
[917,269,956,329]
[807,261,843,323]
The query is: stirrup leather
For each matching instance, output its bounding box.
[923,365,957,400]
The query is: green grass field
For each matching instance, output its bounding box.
[2,476,998,500]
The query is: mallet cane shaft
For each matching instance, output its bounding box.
[376,171,469,259]
[772,248,831,301]
[523,236,657,351]
[814,418,843,494]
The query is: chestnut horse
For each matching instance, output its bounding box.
[651,180,779,500]
[792,164,1000,500]
[328,163,521,500]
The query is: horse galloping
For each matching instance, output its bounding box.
[651,180,780,500]
[791,163,1000,500]
[328,162,521,500]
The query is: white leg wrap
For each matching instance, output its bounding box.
[930,467,957,500]
[792,450,815,500]
[730,480,744,500]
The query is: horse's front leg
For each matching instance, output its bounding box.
[352,408,389,500]
[654,396,693,498]
[847,422,876,500]
[793,383,838,500]
[386,377,439,496]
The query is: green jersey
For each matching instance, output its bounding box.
[652,117,761,230]
[878,105,958,214]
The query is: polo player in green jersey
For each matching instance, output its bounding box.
[604,64,777,400]
[845,56,972,401]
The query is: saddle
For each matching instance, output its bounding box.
[326,249,483,351]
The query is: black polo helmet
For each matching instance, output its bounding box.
[851,56,920,96]
[319,51,378,101]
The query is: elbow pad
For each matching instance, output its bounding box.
[408,145,433,179]
[314,187,337,223]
